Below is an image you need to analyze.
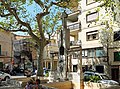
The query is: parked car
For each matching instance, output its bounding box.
[84,71,119,86]
[24,69,32,77]
[0,71,11,81]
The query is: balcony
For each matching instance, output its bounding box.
[67,22,81,31]
[70,41,79,46]
[67,10,80,22]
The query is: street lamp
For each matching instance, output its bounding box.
[77,40,84,89]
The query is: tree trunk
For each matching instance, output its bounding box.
[36,42,45,78]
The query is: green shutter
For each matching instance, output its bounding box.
[114,52,120,61]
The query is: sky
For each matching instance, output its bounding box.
[8,1,71,36]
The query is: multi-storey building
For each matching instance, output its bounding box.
[0,29,14,70]
[67,0,120,83]
[13,34,59,71]
[43,33,59,70]
[13,35,34,71]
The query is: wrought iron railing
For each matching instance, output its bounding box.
[67,22,81,31]
[70,41,79,46]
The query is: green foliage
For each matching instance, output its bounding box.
[84,75,101,83]
[0,0,71,77]
[89,75,101,83]
[0,0,64,35]
[84,75,100,82]
[99,24,113,47]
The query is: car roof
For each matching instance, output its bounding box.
[84,71,105,75]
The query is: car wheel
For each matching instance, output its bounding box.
[4,76,10,81]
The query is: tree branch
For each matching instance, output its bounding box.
[34,0,44,9]
[0,0,40,42]
[6,29,28,32]
[36,8,50,40]
[0,13,12,17]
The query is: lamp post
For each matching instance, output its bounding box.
[77,40,84,89]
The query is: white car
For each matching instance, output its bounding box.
[0,71,11,81]
[84,71,119,86]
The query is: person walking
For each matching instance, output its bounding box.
[25,79,33,89]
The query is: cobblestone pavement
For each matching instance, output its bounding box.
[0,80,56,89]
[0,81,23,89]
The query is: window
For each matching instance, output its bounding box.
[73,52,78,59]
[86,30,99,41]
[73,65,77,72]
[82,50,88,57]
[114,31,120,41]
[88,49,94,57]
[86,12,99,23]
[114,52,120,61]
[96,48,106,57]
[85,50,88,57]
[82,50,85,57]
[86,0,96,5]
[48,62,51,69]
[96,66,104,73]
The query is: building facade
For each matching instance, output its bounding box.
[0,29,14,70]
[43,33,59,71]
[66,0,120,83]
[13,34,59,72]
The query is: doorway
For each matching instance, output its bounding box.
[96,65,104,73]
[111,66,119,82]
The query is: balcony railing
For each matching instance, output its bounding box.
[70,41,79,46]
[67,22,81,31]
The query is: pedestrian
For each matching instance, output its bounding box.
[35,79,41,89]
[25,79,33,89]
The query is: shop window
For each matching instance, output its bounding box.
[86,0,96,5]
[86,12,98,23]
[114,52,120,61]
[86,30,99,41]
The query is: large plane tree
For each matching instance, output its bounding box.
[0,0,78,80]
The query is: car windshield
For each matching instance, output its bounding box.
[0,71,3,74]
[101,75,110,80]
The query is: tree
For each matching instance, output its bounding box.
[0,0,78,80]
[97,0,120,62]
[96,0,120,25]
[97,0,120,77]
[0,0,60,76]
[99,21,113,65]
